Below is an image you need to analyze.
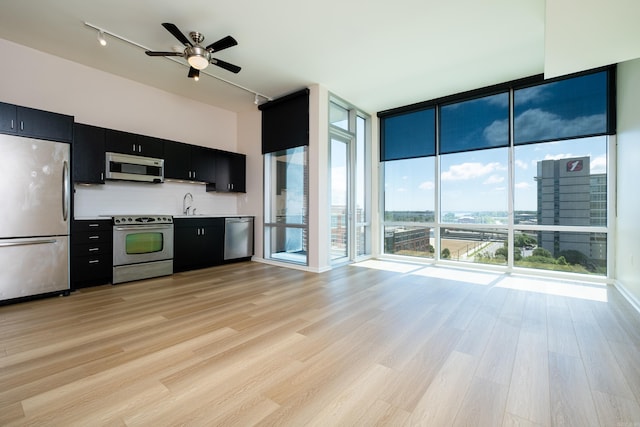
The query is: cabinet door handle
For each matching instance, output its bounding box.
[88,260,100,264]
[138,144,142,153]
[88,235,100,240]
[10,119,14,129]
[201,228,205,236]
[88,247,100,252]
[100,172,104,181]
[132,143,137,152]
[20,121,24,131]
[88,223,100,227]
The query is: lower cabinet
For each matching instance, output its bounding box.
[173,217,224,272]
[70,219,113,289]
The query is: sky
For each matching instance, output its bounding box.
[384,136,608,213]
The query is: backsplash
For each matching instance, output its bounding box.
[73,180,239,218]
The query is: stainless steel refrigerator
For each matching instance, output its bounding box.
[0,133,70,302]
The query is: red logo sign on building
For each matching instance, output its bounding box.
[566,159,583,172]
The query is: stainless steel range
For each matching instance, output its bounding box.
[112,215,173,284]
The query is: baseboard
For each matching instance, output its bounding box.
[614,280,640,315]
[253,257,331,273]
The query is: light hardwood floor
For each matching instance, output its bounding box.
[1,260,640,426]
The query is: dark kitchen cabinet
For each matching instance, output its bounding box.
[173,217,224,272]
[73,123,106,184]
[0,101,73,142]
[105,129,163,158]
[209,150,246,193]
[164,140,217,184]
[71,219,113,289]
[0,102,15,134]
[216,152,247,193]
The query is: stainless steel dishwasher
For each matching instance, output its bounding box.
[224,217,254,260]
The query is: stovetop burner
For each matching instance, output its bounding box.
[112,215,173,225]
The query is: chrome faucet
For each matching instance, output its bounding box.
[183,192,193,215]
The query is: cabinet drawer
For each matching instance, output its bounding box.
[72,242,111,257]
[73,230,111,245]
[71,256,112,284]
[72,220,112,233]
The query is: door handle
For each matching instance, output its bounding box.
[62,160,69,221]
[0,239,57,247]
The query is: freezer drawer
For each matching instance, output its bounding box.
[224,217,254,260]
[0,236,69,301]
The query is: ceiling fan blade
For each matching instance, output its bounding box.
[211,58,241,74]
[161,22,192,47]
[188,67,200,79]
[145,51,183,56]
[206,35,237,52]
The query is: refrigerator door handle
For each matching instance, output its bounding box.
[0,239,57,248]
[62,160,69,222]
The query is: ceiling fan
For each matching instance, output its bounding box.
[145,23,241,80]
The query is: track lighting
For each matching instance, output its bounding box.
[97,30,107,46]
[83,21,273,104]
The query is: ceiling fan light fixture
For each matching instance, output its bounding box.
[187,55,209,70]
[186,45,210,70]
[97,30,107,46]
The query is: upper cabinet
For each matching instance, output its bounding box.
[105,129,163,158]
[0,102,73,142]
[210,150,246,193]
[73,123,105,184]
[164,140,217,184]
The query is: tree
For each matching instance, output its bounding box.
[532,247,553,258]
[441,248,451,259]
[495,246,509,260]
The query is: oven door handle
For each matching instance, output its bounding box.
[113,225,173,232]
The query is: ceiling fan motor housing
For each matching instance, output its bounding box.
[186,45,210,69]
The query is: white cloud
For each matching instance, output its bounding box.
[483,119,509,146]
[442,162,502,181]
[515,86,549,105]
[483,175,504,185]
[419,181,435,190]
[515,159,528,170]
[544,153,575,161]
[515,181,532,189]
[514,109,606,142]
[591,154,607,174]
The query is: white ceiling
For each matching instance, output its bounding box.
[0,1,636,114]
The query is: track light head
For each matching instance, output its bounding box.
[97,30,107,46]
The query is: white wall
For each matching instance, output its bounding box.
[0,38,253,218]
[237,110,264,258]
[615,58,640,310]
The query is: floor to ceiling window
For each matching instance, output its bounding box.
[264,147,308,265]
[329,97,371,264]
[379,67,615,278]
[260,89,310,266]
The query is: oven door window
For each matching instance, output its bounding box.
[125,232,164,254]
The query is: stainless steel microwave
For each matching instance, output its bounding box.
[105,152,164,183]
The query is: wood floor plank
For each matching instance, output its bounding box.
[453,377,508,427]
[548,351,599,427]
[1,261,640,426]
[408,350,478,426]
[505,329,550,426]
[591,389,640,426]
